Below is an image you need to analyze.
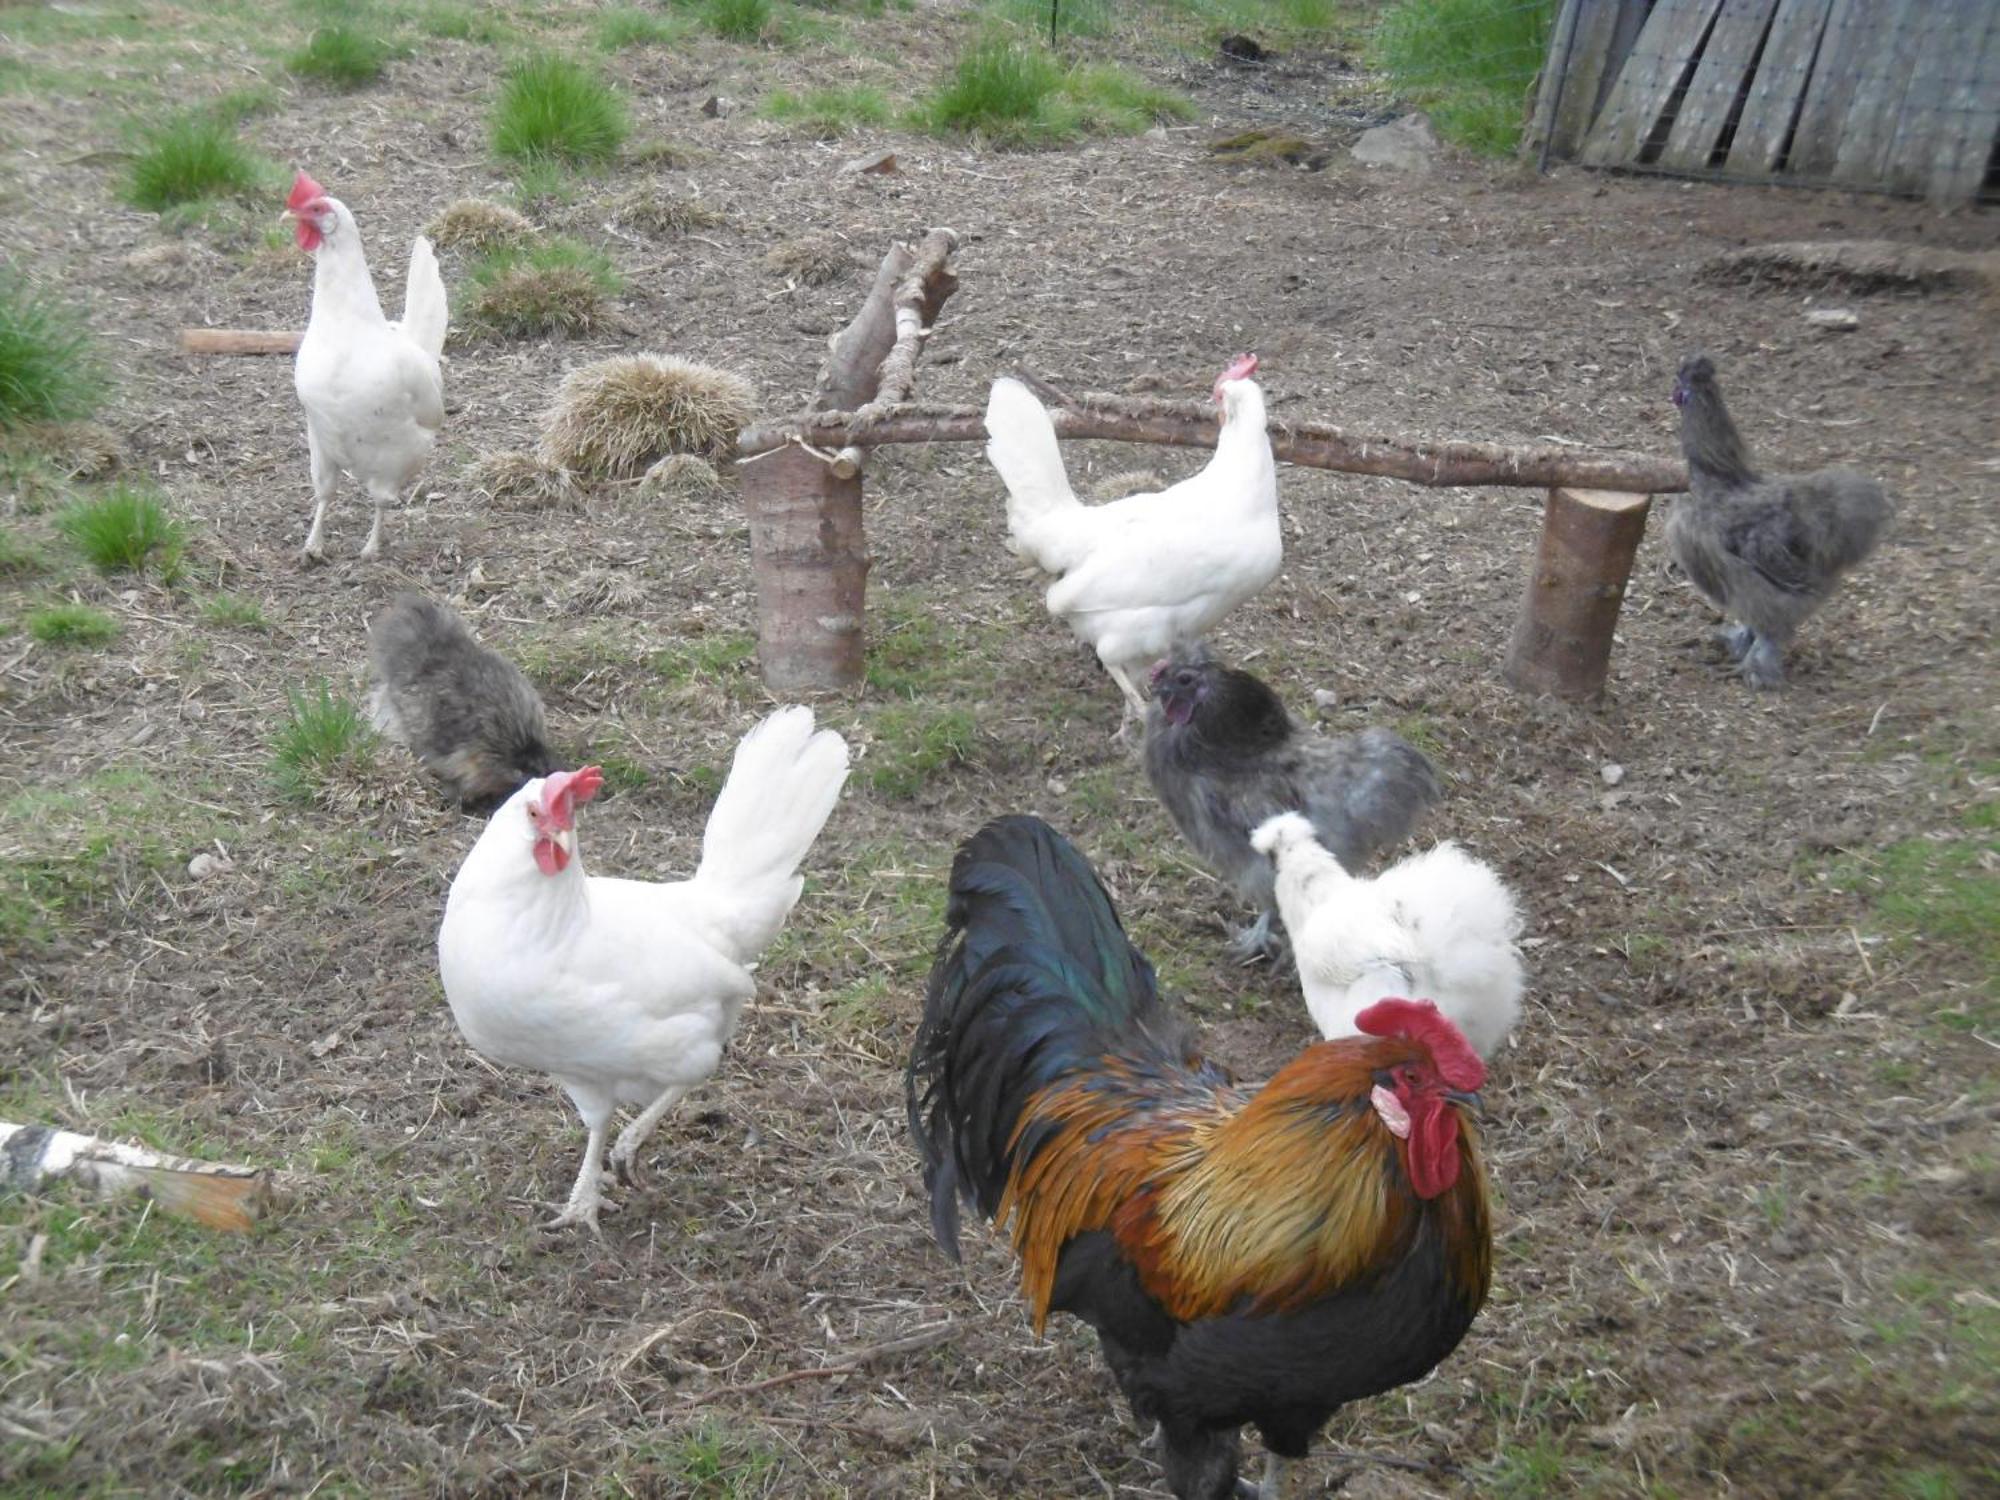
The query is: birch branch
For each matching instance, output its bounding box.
[739,395,1686,494]
[0,1121,277,1231]
[824,227,960,478]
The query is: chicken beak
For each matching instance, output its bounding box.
[1446,1088,1486,1121]
[277,208,295,225]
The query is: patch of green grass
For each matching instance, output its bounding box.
[271,680,377,802]
[288,20,405,89]
[124,112,269,211]
[56,484,183,576]
[1371,0,1556,155]
[705,0,774,42]
[492,55,629,166]
[762,85,893,137]
[0,525,47,575]
[412,1,513,42]
[0,266,102,429]
[636,1420,779,1494]
[1060,61,1195,132]
[205,86,280,123]
[865,704,977,799]
[465,238,622,338]
[598,5,697,49]
[916,38,1188,144]
[27,602,119,646]
[652,632,758,687]
[1830,803,2000,1004]
[201,593,268,629]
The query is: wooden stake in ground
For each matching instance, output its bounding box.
[741,228,959,692]
[179,329,304,356]
[0,1121,276,1231]
[1504,487,1654,702]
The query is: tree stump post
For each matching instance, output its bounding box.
[742,445,869,692]
[1504,486,1653,702]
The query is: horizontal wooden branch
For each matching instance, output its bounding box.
[740,390,1687,494]
[0,1120,276,1231]
[179,329,303,356]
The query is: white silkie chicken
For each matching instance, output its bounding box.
[1251,813,1525,1060]
[438,707,850,1232]
[282,170,448,561]
[984,354,1282,729]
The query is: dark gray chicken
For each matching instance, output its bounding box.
[367,593,556,815]
[1143,644,1442,962]
[1669,355,1891,689]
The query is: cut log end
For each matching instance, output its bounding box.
[1504,487,1654,703]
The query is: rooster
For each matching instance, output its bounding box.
[1252,814,1524,1061]
[985,356,1281,731]
[1145,644,1440,961]
[368,593,556,815]
[907,816,1492,1500]
[1669,354,1891,688]
[438,707,849,1232]
[283,170,449,562]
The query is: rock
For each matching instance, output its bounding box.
[840,149,899,176]
[1805,306,1860,332]
[1219,34,1268,63]
[1312,687,1341,712]
[700,95,728,118]
[187,851,234,881]
[1601,762,1626,786]
[1351,112,1438,174]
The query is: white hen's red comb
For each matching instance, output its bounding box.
[539,767,604,830]
[287,171,326,211]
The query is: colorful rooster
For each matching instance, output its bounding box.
[907,815,1493,1500]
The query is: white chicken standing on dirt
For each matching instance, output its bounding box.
[984,354,1281,730]
[1252,812,1525,1060]
[283,170,448,562]
[437,707,850,1232]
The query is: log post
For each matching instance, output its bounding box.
[1504,487,1653,702]
[742,445,869,691]
[178,329,304,356]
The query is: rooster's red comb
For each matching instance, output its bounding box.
[287,170,326,211]
[540,766,604,829]
[1355,998,1484,1092]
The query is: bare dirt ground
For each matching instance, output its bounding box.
[3,5,1997,1497]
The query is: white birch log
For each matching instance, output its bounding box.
[0,1121,276,1231]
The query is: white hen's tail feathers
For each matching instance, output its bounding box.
[399,236,449,361]
[985,378,1080,570]
[692,706,850,964]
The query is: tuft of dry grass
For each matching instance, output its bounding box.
[765,234,855,286]
[472,448,583,508]
[637,452,725,500]
[19,420,121,480]
[538,354,756,476]
[607,185,727,236]
[465,239,619,339]
[120,242,214,287]
[424,196,536,252]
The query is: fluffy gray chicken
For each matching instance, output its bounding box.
[1143,644,1442,961]
[1669,354,1891,689]
[368,593,556,814]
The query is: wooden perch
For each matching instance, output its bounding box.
[740,390,1687,495]
[1504,487,1654,702]
[0,1121,276,1232]
[742,228,961,692]
[179,328,303,356]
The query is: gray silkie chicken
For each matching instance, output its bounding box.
[1669,354,1891,689]
[1143,643,1442,962]
[367,593,556,814]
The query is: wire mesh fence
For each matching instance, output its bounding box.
[1530,0,2000,203]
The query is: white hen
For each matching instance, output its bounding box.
[437,707,850,1232]
[985,355,1282,725]
[1251,813,1524,1061]
[284,170,448,561]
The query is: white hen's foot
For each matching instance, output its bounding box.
[609,1084,688,1190]
[545,1121,613,1234]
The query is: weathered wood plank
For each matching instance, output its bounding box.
[1920,1,2000,202]
[1725,0,1835,173]
[1880,0,1976,194]
[1582,0,1729,166]
[1788,0,1873,176]
[1533,0,1627,159]
[1659,0,1783,170]
[1833,0,1939,185]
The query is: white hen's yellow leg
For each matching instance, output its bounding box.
[547,1095,614,1234]
[1105,663,1148,742]
[358,483,393,560]
[301,435,337,563]
[609,1084,689,1188]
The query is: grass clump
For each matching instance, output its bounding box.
[124,113,266,211]
[1371,0,1555,154]
[0,268,102,429]
[56,484,183,576]
[865,704,978,799]
[766,235,854,286]
[763,85,892,138]
[473,448,583,509]
[607,186,728,236]
[27,602,119,647]
[271,681,376,802]
[539,354,757,474]
[466,239,621,339]
[917,39,1189,144]
[597,6,695,49]
[201,593,268,629]
[288,10,405,89]
[705,0,773,42]
[492,55,629,166]
[424,196,536,252]
[0,526,48,575]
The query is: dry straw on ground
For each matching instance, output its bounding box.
[636,453,725,500]
[472,449,583,509]
[425,198,536,253]
[765,234,855,286]
[607,186,727,236]
[538,355,756,476]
